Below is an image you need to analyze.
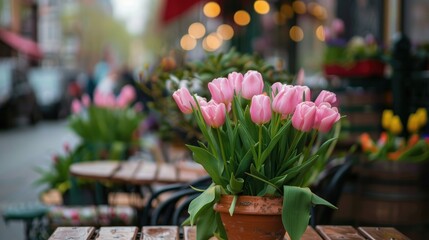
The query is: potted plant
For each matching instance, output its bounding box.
[357,108,429,237]
[173,70,342,240]
[69,85,145,160]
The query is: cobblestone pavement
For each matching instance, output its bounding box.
[0,119,79,240]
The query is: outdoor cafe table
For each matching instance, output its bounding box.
[49,225,411,240]
[69,160,207,186]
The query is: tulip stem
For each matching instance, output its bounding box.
[258,125,262,170]
[217,128,229,177]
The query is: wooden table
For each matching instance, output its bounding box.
[49,225,410,240]
[70,160,207,185]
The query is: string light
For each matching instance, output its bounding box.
[290,26,304,42]
[316,25,325,41]
[217,24,234,40]
[234,10,251,26]
[203,1,221,18]
[254,0,270,15]
[188,22,206,39]
[180,34,197,51]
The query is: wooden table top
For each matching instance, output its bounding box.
[70,160,207,185]
[49,225,410,240]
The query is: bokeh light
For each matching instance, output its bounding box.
[254,0,270,15]
[292,1,306,14]
[203,2,221,18]
[217,24,234,40]
[180,34,197,51]
[234,10,251,26]
[316,25,325,41]
[289,26,304,42]
[188,22,206,39]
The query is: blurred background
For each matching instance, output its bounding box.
[0,0,428,239]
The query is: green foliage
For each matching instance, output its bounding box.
[184,92,340,239]
[140,48,294,142]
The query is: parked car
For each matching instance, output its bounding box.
[0,60,41,128]
[28,67,73,119]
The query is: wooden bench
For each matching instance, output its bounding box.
[48,225,410,240]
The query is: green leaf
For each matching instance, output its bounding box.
[187,145,225,185]
[282,186,312,240]
[228,195,238,216]
[187,185,219,225]
[236,148,253,177]
[311,193,337,209]
[260,122,290,165]
[226,173,244,195]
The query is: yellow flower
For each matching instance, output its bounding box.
[390,115,403,134]
[382,110,394,130]
[407,113,420,133]
[416,108,427,127]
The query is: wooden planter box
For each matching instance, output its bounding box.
[323,60,385,77]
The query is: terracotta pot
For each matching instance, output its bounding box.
[213,195,285,240]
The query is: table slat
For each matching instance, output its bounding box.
[96,226,138,240]
[157,163,178,182]
[49,227,95,240]
[142,226,179,239]
[316,226,365,240]
[358,227,411,240]
[70,161,120,180]
[301,226,323,240]
[132,161,158,184]
[112,161,141,182]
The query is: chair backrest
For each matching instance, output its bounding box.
[311,157,355,226]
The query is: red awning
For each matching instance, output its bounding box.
[160,0,202,25]
[0,29,43,60]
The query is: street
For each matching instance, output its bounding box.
[0,119,79,240]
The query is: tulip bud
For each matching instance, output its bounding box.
[250,95,272,125]
[314,90,338,107]
[208,77,234,104]
[228,72,243,95]
[172,87,196,114]
[314,103,340,133]
[390,115,403,135]
[81,94,91,107]
[382,110,394,130]
[71,99,82,114]
[292,101,317,132]
[200,102,226,128]
[272,86,295,116]
[117,85,136,107]
[416,108,427,127]
[296,68,305,85]
[407,113,419,133]
[271,82,287,98]
[241,70,264,100]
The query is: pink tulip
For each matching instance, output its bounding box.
[71,99,82,114]
[228,72,243,95]
[133,102,144,112]
[294,85,311,102]
[314,90,337,107]
[81,94,91,107]
[272,86,296,116]
[94,90,116,108]
[292,101,317,132]
[314,103,340,133]
[271,82,287,97]
[173,87,196,114]
[117,85,136,107]
[241,70,264,100]
[296,68,305,85]
[200,102,226,128]
[250,94,272,125]
[208,77,234,104]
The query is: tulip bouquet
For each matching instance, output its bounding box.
[360,108,429,162]
[69,85,144,160]
[173,70,342,240]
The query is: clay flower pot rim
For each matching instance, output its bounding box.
[214,195,283,215]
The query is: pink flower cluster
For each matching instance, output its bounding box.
[173,70,340,133]
[71,85,140,114]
